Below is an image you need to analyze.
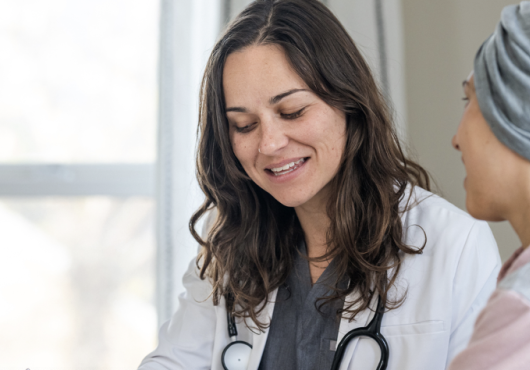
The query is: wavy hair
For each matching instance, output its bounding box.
[190,0,430,330]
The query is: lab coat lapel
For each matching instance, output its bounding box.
[336,292,377,370]
[246,288,278,370]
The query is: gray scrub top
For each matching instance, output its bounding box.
[258,243,348,370]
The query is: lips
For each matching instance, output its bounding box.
[265,157,308,176]
[269,158,305,175]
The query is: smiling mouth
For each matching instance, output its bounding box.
[266,158,308,176]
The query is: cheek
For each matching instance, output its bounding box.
[463,152,506,220]
[462,145,491,200]
[308,108,346,148]
[230,136,257,173]
[325,113,347,161]
[231,140,246,164]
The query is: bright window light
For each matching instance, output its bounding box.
[0,197,156,369]
[0,0,159,163]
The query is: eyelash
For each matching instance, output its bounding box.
[234,123,256,133]
[234,108,306,133]
[281,107,305,120]
[462,97,469,102]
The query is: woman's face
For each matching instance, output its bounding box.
[452,73,519,221]
[223,44,346,209]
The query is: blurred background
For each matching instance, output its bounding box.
[0,0,518,368]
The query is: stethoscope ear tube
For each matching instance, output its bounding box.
[330,295,389,370]
[227,308,238,338]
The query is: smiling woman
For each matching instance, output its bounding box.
[191,0,434,330]
[225,45,346,209]
[139,1,501,369]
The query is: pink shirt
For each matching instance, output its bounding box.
[448,246,530,370]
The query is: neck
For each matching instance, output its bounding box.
[294,189,333,284]
[295,205,330,258]
[295,206,331,283]
[294,190,331,259]
[507,208,530,249]
[505,170,530,249]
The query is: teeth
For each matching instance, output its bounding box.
[270,158,305,173]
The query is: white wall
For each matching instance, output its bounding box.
[328,0,408,140]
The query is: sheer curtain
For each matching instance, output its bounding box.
[156,0,223,324]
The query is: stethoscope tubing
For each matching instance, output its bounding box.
[223,293,389,370]
[330,295,389,370]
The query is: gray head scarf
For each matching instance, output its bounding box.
[474,1,530,160]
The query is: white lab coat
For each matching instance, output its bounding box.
[139,187,501,370]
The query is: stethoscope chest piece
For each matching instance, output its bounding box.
[222,341,252,370]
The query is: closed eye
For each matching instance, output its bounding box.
[281,107,305,120]
[234,122,257,133]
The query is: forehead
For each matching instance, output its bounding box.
[222,44,308,106]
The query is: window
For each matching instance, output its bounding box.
[0,0,158,367]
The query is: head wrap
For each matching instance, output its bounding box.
[474,2,530,160]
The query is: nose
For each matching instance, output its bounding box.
[258,116,289,155]
[452,134,460,151]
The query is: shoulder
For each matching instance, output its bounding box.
[400,186,494,255]
[166,258,217,348]
[181,257,214,302]
[401,185,472,226]
[387,186,500,343]
[448,287,530,370]
[396,186,500,292]
[138,257,218,369]
[499,259,530,303]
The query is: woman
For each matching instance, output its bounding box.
[449,2,530,369]
[139,0,500,369]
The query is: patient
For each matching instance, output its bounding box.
[449,2,530,369]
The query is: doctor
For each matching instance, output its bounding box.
[139,0,500,369]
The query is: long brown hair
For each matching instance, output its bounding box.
[190,0,430,330]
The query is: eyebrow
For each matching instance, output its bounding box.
[225,88,307,113]
[462,80,469,88]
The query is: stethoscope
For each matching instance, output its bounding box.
[221,294,253,370]
[221,293,389,370]
[330,295,389,370]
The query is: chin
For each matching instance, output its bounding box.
[268,190,313,208]
[466,197,504,222]
[273,196,308,208]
